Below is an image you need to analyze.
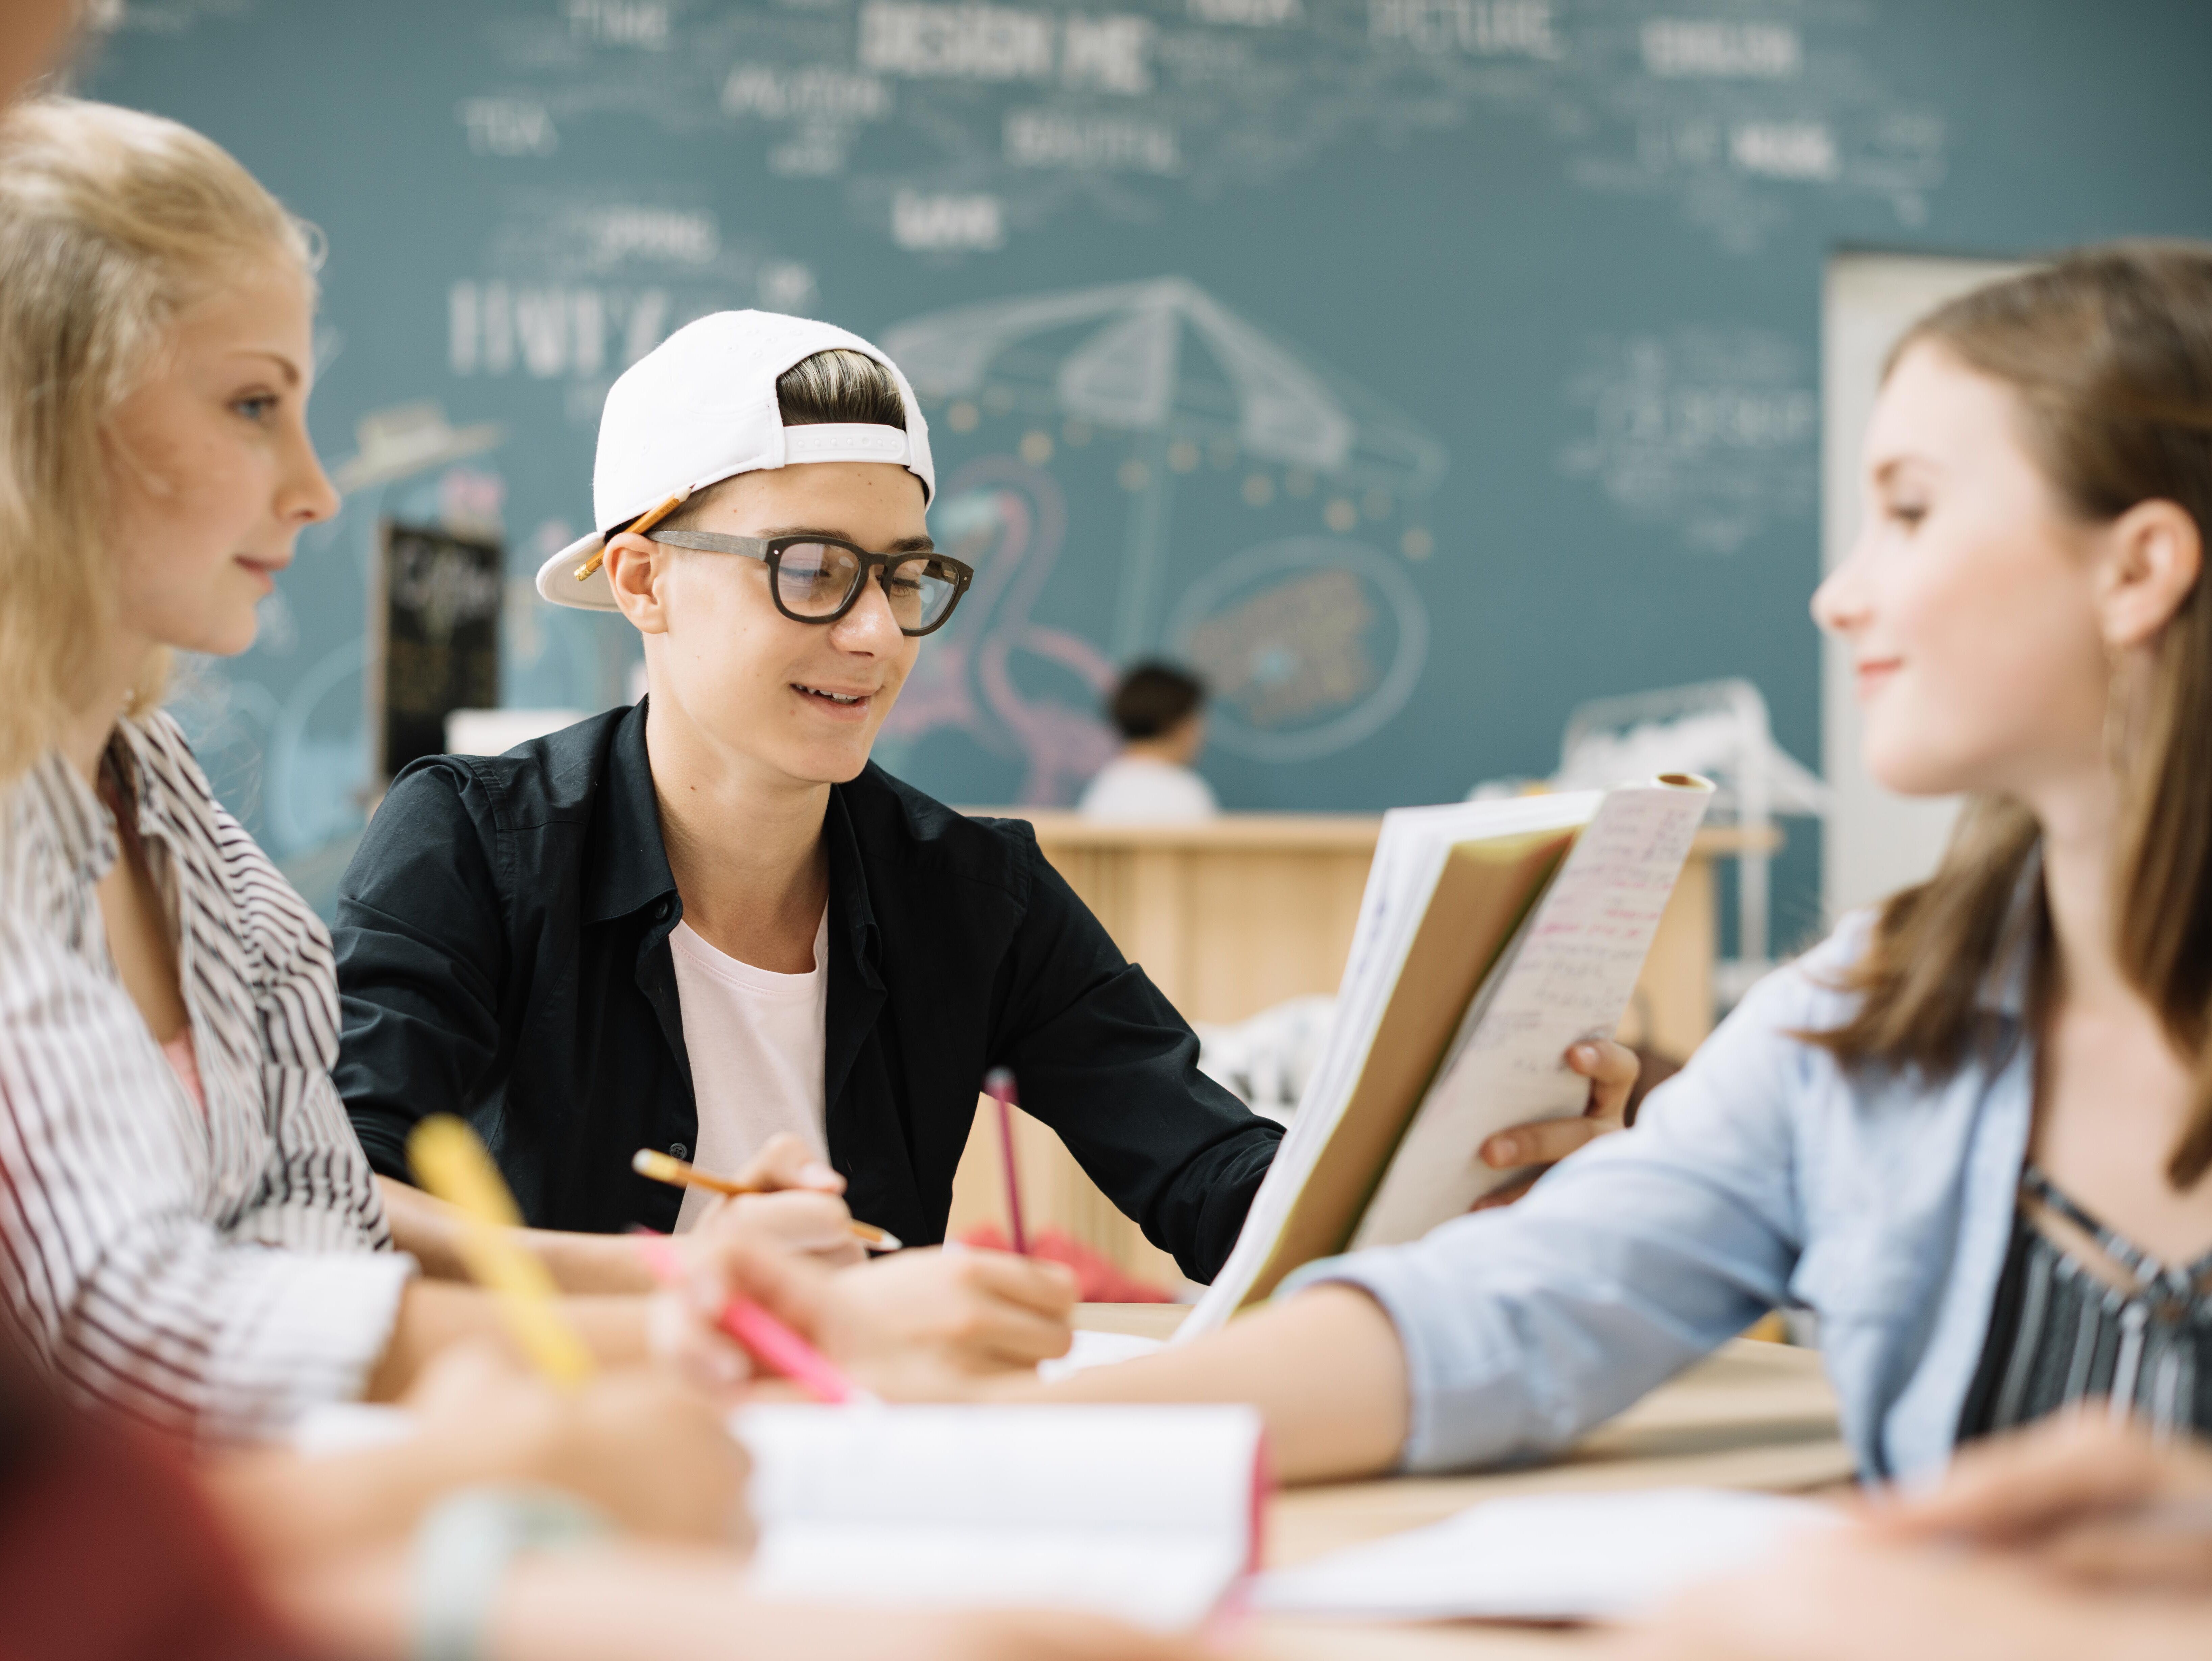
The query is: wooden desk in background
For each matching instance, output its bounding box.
[1074,1305,1852,1660]
[949,815,1779,1287]
[1012,813,1777,1057]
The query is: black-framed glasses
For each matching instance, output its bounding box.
[648,530,974,636]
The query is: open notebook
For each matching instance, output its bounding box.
[734,1403,1267,1630]
[1180,775,1714,1338]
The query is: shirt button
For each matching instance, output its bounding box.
[669,1143,687,1160]
[654,900,672,921]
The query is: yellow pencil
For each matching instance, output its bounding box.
[630,1147,902,1251]
[408,1115,596,1386]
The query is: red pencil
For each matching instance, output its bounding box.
[982,1067,1029,1256]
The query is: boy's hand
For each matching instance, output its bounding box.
[687,1133,864,1267]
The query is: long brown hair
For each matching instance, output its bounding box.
[1812,243,2212,1186]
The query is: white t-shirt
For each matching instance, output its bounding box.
[666,908,830,1233]
[1074,755,1220,822]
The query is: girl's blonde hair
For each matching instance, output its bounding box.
[1811,243,2212,1185]
[0,97,318,784]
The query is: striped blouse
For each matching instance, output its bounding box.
[0,712,413,1443]
[1959,1165,2212,1439]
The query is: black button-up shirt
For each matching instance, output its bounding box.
[332,701,1281,1282]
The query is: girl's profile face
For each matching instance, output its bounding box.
[104,259,338,660]
[1813,341,2110,801]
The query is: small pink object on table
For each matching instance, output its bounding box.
[634,1233,873,1405]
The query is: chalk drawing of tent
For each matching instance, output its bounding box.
[882,276,1448,662]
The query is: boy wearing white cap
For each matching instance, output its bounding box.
[331,312,1288,1302]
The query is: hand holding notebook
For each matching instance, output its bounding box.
[1184,775,1715,1336]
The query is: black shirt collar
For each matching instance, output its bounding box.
[823,776,882,989]
[582,700,679,926]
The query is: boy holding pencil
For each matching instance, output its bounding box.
[333,313,1287,1298]
[334,311,1628,1300]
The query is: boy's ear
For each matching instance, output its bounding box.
[601,533,670,634]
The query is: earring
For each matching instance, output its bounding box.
[2103,644,2136,775]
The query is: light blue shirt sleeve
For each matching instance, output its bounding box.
[1284,945,1845,1473]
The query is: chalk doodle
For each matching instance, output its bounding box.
[883,275,1446,661]
[875,458,1122,803]
[1556,325,1817,554]
[1166,537,1429,762]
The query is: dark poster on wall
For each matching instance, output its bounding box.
[369,520,502,781]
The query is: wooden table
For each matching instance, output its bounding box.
[1073,1306,1852,1657]
[1009,814,1780,1062]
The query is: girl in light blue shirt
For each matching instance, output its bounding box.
[1044,242,2212,1490]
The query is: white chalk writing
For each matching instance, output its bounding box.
[565,0,669,49]
[859,2,1055,80]
[458,98,558,157]
[1730,121,1839,180]
[1005,108,1179,171]
[891,190,1007,250]
[1368,0,1561,58]
[1188,0,1303,25]
[722,64,893,123]
[448,281,670,378]
[1641,19,1802,79]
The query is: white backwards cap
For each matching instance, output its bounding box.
[536,310,935,612]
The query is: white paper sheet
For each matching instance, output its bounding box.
[1037,1328,1166,1379]
[1253,1487,1838,1623]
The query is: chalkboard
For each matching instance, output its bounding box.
[82,0,2212,937]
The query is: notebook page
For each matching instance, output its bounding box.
[1251,1487,1837,1622]
[733,1404,1263,1629]
[1351,776,1713,1248]
[1179,794,1597,1339]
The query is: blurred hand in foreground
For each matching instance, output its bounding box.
[1603,1525,2202,1661]
[1860,1411,2212,1592]
[405,1342,751,1545]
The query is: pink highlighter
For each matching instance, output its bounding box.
[633,1233,874,1405]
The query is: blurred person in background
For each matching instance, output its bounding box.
[1077,661,1219,822]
